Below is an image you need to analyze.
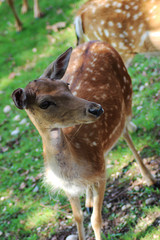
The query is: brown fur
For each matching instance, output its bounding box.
[75,0,160,67]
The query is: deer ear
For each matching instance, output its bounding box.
[40,47,72,80]
[12,88,26,110]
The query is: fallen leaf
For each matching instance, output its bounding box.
[3,105,11,113]
[46,22,66,32]
[19,182,26,190]
[8,72,16,79]
[11,127,20,136]
[56,8,63,14]
[19,118,27,125]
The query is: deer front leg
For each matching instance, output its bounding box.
[68,196,85,240]
[85,186,93,214]
[123,128,158,186]
[7,0,23,31]
[21,0,29,14]
[91,180,106,240]
[33,0,43,18]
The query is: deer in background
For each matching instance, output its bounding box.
[7,0,43,31]
[75,0,160,67]
[12,41,158,240]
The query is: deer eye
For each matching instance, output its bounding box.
[39,101,51,109]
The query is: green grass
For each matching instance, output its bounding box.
[0,0,160,239]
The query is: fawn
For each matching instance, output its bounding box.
[7,0,42,31]
[12,41,158,240]
[75,0,160,67]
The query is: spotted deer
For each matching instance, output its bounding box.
[75,0,160,67]
[12,41,158,240]
[7,0,42,31]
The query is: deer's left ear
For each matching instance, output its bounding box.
[40,47,72,80]
[12,88,27,109]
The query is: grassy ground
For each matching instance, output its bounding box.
[0,0,160,239]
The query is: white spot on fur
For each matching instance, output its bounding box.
[98,27,103,36]
[133,5,138,10]
[126,12,131,18]
[105,3,110,8]
[92,141,97,146]
[86,68,93,73]
[101,20,105,25]
[104,29,109,37]
[117,2,122,8]
[76,84,81,90]
[115,9,122,13]
[133,14,139,20]
[139,31,148,46]
[112,42,117,48]
[108,21,114,26]
[92,7,96,14]
[125,5,130,9]
[149,5,157,13]
[119,33,124,38]
[93,31,101,40]
[123,76,127,83]
[117,22,122,28]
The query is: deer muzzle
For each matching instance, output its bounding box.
[88,103,104,118]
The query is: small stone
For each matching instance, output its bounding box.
[51,237,57,240]
[66,235,78,240]
[33,186,39,193]
[19,118,27,125]
[32,48,37,53]
[137,106,143,110]
[139,85,145,91]
[13,115,20,121]
[106,164,113,169]
[0,231,2,236]
[106,203,112,208]
[145,197,156,205]
[19,182,26,190]
[134,186,140,191]
[3,105,11,113]
[11,128,19,136]
[121,204,131,211]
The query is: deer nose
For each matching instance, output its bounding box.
[88,104,104,117]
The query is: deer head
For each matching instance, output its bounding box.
[12,48,103,132]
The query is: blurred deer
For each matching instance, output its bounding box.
[75,0,160,67]
[12,41,158,240]
[7,0,43,31]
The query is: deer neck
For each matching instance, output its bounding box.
[41,128,72,164]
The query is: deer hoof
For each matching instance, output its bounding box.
[86,207,93,214]
[153,180,160,189]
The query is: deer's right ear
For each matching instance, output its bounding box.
[12,88,26,110]
[40,47,72,80]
